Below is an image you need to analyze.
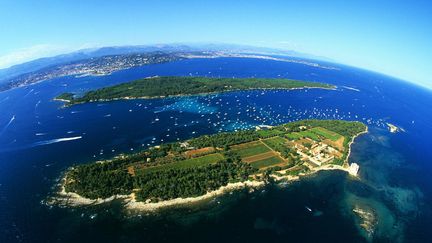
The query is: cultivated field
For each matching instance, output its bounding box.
[184,147,215,158]
[285,132,303,140]
[262,136,288,150]
[309,127,341,141]
[323,137,345,151]
[231,141,271,158]
[257,129,285,137]
[232,138,289,170]
[136,127,346,176]
[135,153,225,174]
[284,127,343,142]
[250,156,285,169]
[242,151,277,163]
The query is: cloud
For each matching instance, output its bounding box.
[0,44,98,69]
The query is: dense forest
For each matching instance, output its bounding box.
[65,162,133,199]
[188,130,260,149]
[55,76,334,105]
[134,160,256,201]
[64,119,366,201]
[65,149,256,201]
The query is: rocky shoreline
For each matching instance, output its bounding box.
[48,163,359,211]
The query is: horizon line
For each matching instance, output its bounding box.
[0,42,430,91]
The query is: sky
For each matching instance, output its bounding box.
[0,0,431,88]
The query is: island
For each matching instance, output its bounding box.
[54,76,335,106]
[51,119,367,210]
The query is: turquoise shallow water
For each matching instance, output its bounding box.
[0,57,431,242]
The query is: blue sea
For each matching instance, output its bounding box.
[0,57,431,242]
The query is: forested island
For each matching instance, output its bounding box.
[55,119,366,210]
[54,76,335,106]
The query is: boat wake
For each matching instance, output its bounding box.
[32,136,82,146]
[35,100,41,109]
[0,115,16,136]
[342,86,360,92]
[24,89,34,98]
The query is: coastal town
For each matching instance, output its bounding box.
[0,52,184,91]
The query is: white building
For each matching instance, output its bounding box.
[348,163,360,176]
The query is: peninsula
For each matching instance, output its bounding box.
[53,119,367,210]
[54,76,335,106]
